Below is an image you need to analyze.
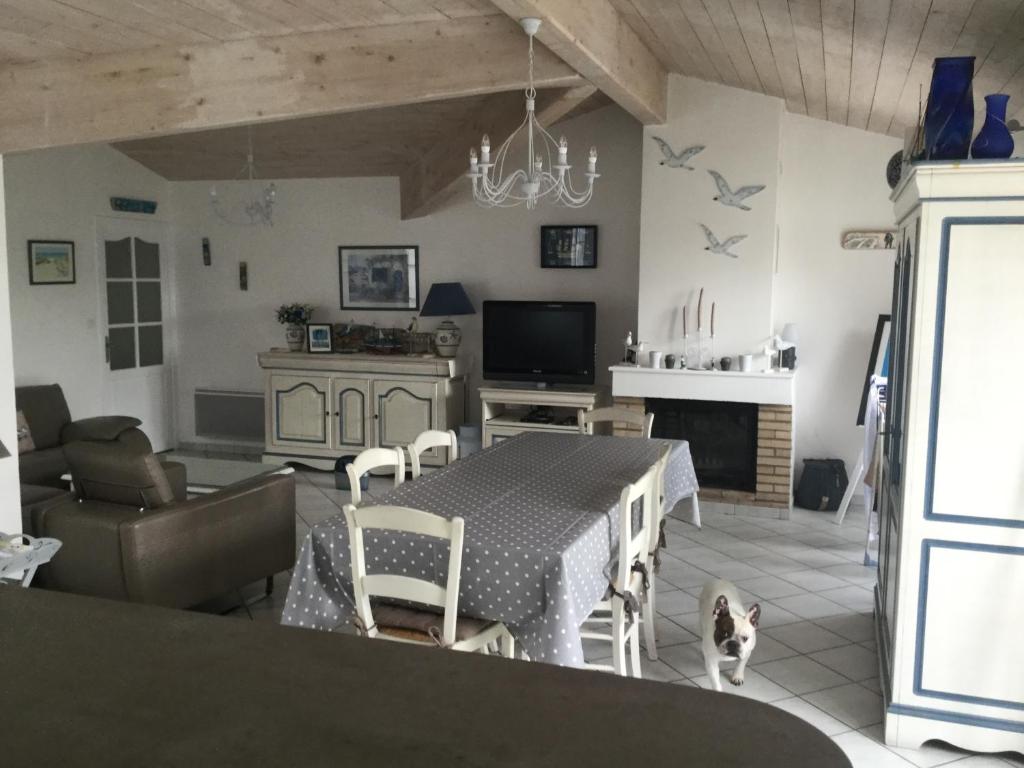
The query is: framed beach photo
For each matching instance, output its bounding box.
[306,323,334,353]
[339,246,419,311]
[28,240,76,285]
[540,225,597,268]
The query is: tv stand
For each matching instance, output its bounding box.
[480,384,604,448]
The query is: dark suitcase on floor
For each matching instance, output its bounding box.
[795,459,848,512]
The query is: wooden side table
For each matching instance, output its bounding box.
[0,534,61,587]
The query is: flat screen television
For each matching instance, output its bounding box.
[482,300,596,385]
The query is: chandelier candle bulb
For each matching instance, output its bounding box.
[481,135,490,164]
[558,137,568,165]
[588,147,598,174]
[469,148,478,174]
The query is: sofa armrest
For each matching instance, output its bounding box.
[118,473,296,608]
[160,460,188,502]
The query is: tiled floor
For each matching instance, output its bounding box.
[215,459,1023,768]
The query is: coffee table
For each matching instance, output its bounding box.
[160,454,293,494]
[62,455,293,496]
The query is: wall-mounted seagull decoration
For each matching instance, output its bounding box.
[708,170,766,210]
[700,224,746,259]
[652,137,705,169]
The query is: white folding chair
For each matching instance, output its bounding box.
[407,429,458,479]
[642,447,673,660]
[581,460,659,677]
[346,446,405,507]
[578,407,654,438]
[343,503,515,656]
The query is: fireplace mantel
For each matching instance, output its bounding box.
[609,365,795,406]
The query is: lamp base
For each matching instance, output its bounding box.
[433,319,461,358]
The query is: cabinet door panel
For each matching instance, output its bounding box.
[373,380,438,451]
[272,375,329,447]
[331,377,369,450]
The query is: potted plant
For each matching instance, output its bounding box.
[277,303,315,352]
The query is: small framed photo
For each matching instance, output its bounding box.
[28,240,76,285]
[541,226,597,268]
[339,246,420,310]
[306,323,334,353]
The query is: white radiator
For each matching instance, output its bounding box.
[194,389,264,442]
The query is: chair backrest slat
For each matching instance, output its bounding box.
[579,407,654,438]
[407,429,459,479]
[615,460,661,591]
[344,503,465,646]
[346,446,405,506]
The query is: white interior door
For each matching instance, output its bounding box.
[97,218,173,451]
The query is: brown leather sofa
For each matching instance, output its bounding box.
[32,442,296,609]
[16,384,186,531]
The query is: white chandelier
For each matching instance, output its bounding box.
[468,18,599,209]
[209,128,277,226]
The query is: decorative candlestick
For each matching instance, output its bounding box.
[710,302,716,370]
[697,288,704,332]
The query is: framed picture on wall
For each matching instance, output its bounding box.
[541,226,597,268]
[857,314,891,426]
[339,246,420,310]
[28,240,76,285]
[306,323,334,353]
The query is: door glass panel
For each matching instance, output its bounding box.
[138,325,163,367]
[109,327,136,370]
[136,282,162,323]
[134,238,160,278]
[105,238,132,278]
[107,282,135,324]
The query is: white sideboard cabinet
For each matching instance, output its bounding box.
[258,352,465,470]
[878,161,1024,755]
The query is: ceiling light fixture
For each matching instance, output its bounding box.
[468,18,599,209]
[209,127,277,226]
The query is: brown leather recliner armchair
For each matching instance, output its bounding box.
[32,442,296,609]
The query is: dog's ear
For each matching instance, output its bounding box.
[713,595,730,618]
[746,603,761,628]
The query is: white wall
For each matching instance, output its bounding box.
[636,74,902,482]
[638,76,782,359]
[3,144,170,419]
[775,113,902,472]
[170,105,642,442]
[0,156,23,532]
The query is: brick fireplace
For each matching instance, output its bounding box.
[610,366,795,518]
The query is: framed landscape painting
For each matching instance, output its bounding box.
[339,246,419,310]
[28,240,75,285]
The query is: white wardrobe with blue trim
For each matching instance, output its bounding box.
[879,161,1024,754]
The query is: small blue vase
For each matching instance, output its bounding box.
[924,56,975,160]
[971,94,1014,159]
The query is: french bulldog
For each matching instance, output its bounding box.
[699,579,761,692]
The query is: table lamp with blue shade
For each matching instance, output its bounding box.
[420,282,475,358]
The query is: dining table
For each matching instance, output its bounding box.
[282,431,699,666]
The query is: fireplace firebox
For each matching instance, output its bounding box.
[647,398,758,492]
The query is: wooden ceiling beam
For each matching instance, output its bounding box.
[399,84,597,220]
[489,0,667,124]
[0,14,583,154]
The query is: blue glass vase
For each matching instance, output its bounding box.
[924,56,975,160]
[971,94,1014,159]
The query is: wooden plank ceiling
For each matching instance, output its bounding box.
[2,0,1022,202]
[609,0,1024,136]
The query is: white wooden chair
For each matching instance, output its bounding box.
[343,503,515,656]
[407,429,458,479]
[578,407,654,438]
[641,447,674,661]
[580,458,660,677]
[346,446,405,507]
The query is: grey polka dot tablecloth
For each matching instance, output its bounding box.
[281,432,699,667]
